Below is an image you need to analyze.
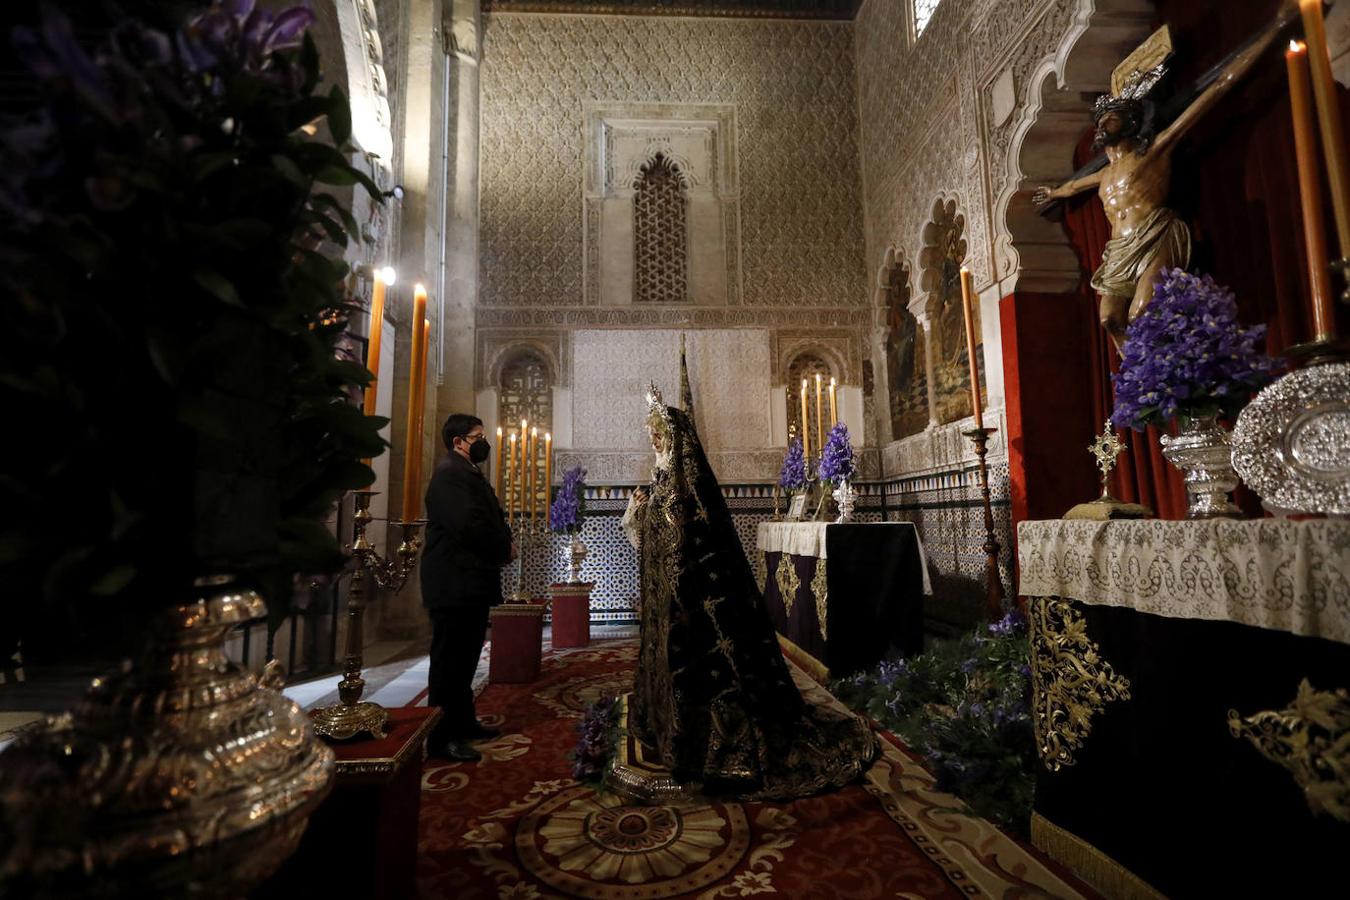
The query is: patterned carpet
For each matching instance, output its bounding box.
[417,639,1092,899]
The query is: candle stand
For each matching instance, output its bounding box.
[962,427,1007,619]
[310,490,423,741]
[509,516,542,604]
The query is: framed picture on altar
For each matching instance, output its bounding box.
[786,493,807,521]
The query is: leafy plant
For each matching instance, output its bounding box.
[1111,268,1274,431]
[1,2,385,655]
[832,609,1037,836]
[549,466,587,535]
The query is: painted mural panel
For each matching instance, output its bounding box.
[921,200,987,426]
[884,264,929,440]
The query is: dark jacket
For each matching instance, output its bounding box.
[420,451,513,609]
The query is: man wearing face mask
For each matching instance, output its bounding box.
[421,413,515,762]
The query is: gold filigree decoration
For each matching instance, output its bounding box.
[775,554,800,617]
[1227,679,1350,823]
[754,550,768,595]
[810,559,828,640]
[1029,597,1131,772]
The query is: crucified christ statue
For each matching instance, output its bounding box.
[1033,8,1297,351]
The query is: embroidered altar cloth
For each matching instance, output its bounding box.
[1017,518,1350,645]
[756,521,933,594]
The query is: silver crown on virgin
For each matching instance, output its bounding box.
[1092,62,1167,118]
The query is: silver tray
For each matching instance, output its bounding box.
[1231,361,1350,515]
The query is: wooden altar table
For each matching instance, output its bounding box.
[258,706,441,900]
[1018,518,1350,899]
[755,521,931,677]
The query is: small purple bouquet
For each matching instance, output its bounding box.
[1111,269,1274,431]
[778,438,807,493]
[818,422,855,485]
[570,694,620,783]
[548,466,587,534]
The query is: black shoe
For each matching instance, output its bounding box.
[465,723,502,741]
[430,740,482,763]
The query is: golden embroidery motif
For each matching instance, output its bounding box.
[1228,679,1350,823]
[754,550,768,595]
[775,554,800,616]
[810,559,828,640]
[1029,597,1131,772]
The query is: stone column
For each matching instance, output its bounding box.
[917,314,939,431]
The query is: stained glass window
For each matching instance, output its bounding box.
[633,153,689,304]
[914,0,942,38]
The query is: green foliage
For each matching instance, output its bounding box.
[831,609,1037,837]
[1,4,386,652]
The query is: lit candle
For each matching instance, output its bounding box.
[362,270,387,419]
[1287,40,1335,340]
[1300,0,1350,259]
[960,267,984,430]
[800,379,810,457]
[516,419,527,519]
[507,432,517,520]
[529,426,539,524]
[495,425,504,499]
[410,317,430,515]
[544,432,552,523]
[400,285,428,522]
[814,373,824,450]
[829,377,838,427]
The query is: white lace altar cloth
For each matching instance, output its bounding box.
[1017,519,1350,645]
[756,521,933,595]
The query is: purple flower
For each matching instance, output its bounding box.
[778,438,806,491]
[817,422,855,484]
[1111,269,1274,431]
[987,608,1026,637]
[549,466,587,534]
[877,657,909,686]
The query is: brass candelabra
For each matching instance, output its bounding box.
[962,426,1007,619]
[509,515,540,603]
[309,490,423,741]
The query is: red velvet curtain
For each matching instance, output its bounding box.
[1056,0,1350,519]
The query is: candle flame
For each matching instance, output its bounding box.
[801,378,807,388]
[830,377,837,386]
[497,426,503,436]
[414,282,427,297]
[1289,39,1306,53]
[378,266,397,285]
[531,426,538,437]
[815,373,822,384]
[509,433,516,443]
[520,418,528,431]
[546,432,552,441]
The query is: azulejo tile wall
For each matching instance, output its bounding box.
[515,475,1006,632]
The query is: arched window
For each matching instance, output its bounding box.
[914,0,942,38]
[498,350,553,437]
[786,353,834,449]
[633,153,689,304]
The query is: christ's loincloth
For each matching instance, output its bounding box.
[1089,206,1191,298]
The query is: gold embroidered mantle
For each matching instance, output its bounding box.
[1029,597,1131,772]
[775,554,800,616]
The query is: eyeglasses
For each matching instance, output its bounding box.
[460,433,485,444]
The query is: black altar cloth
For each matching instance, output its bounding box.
[759,522,926,677]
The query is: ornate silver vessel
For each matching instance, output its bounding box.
[832,478,856,523]
[564,533,589,583]
[1232,361,1350,515]
[0,578,334,897]
[1159,414,1243,519]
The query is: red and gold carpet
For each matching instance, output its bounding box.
[417,639,1092,899]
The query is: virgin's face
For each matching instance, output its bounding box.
[650,427,667,455]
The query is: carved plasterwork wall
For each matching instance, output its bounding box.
[570,329,772,455]
[479,13,866,312]
[582,103,739,307]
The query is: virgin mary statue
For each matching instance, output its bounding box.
[620,376,875,801]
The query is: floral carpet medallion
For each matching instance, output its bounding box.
[417,638,1092,899]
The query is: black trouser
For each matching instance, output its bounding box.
[427,605,491,745]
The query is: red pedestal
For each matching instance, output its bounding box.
[488,603,546,683]
[257,706,441,900]
[550,582,593,649]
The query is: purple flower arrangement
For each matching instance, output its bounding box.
[1111,269,1274,431]
[777,439,806,492]
[548,466,587,534]
[570,695,620,783]
[817,423,855,484]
